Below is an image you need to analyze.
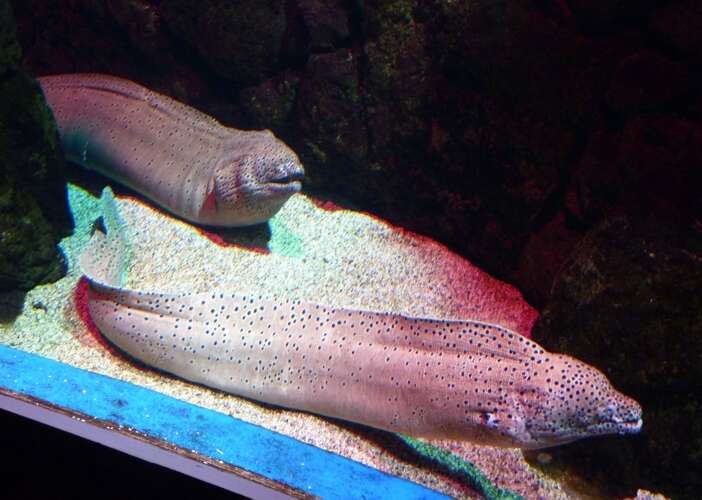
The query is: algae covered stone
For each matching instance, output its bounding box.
[0,1,71,293]
[532,216,702,498]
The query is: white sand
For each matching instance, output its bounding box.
[0,184,565,499]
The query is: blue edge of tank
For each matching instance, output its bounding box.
[0,344,448,499]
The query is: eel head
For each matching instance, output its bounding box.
[516,354,643,448]
[202,130,304,226]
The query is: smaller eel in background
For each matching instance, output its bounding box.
[39,74,304,227]
[80,189,643,449]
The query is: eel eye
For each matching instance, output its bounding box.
[481,412,501,428]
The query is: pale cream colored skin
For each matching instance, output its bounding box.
[39,74,304,226]
[81,198,643,449]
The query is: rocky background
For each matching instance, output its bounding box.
[3,0,701,497]
[0,0,71,306]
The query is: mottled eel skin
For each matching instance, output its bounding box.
[81,189,642,449]
[39,74,304,227]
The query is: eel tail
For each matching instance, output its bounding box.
[79,187,130,288]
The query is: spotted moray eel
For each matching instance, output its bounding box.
[80,189,642,449]
[39,74,304,227]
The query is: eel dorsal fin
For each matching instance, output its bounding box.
[79,187,130,288]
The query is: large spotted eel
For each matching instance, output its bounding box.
[39,74,304,227]
[80,188,642,448]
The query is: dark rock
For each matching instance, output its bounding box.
[423,79,571,275]
[568,0,617,30]
[0,0,19,71]
[0,289,24,320]
[240,72,300,130]
[298,0,349,51]
[569,0,657,34]
[394,0,585,276]
[288,1,589,279]
[362,0,429,177]
[650,0,702,60]
[694,94,702,118]
[616,115,702,221]
[12,0,139,77]
[12,0,214,109]
[606,50,691,114]
[433,0,590,124]
[107,0,171,59]
[161,0,286,85]
[0,1,71,293]
[571,115,702,227]
[570,125,624,224]
[531,216,702,499]
[295,50,367,190]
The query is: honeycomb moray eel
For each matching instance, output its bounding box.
[39,74,304,227]
[81,188,642,449]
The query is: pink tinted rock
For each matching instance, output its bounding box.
[392,220,540,338]
[514,211,583,308]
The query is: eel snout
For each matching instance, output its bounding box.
[589,396,643,436]
[511,354,644,448]
[266,161,305,192]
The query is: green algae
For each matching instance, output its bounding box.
[399,436,523,500]
[268,216,304,258]
[59,184,101,272]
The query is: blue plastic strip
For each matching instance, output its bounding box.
[0,344,448,499]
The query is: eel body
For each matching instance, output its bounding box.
[80,189,643,449]
[39,74,304,227]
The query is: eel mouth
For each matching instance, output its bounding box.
[585,416,643,436]
[266,170,305,192]
[616,417,643,434]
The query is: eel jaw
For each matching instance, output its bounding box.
[586,414,643,436]
[617,417,644,434]
[516,399,643,449]
[265,165,305,194]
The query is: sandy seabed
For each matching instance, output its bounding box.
[0,184,566,499]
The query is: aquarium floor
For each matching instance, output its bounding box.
[0,184,566,499]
